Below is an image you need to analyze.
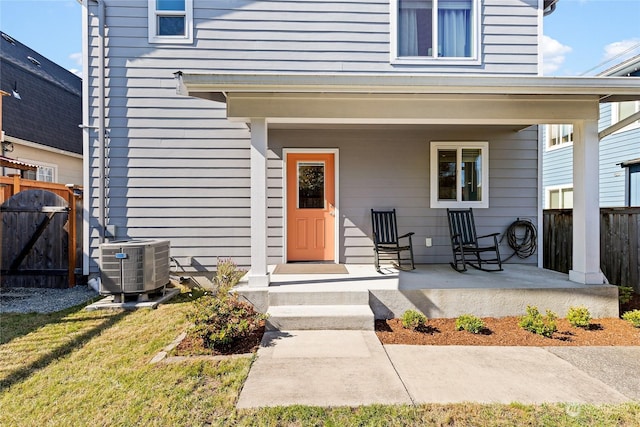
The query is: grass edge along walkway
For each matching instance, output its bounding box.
[1,291,639,426]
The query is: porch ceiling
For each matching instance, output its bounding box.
[176,72,640,126]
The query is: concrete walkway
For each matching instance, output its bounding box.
[237,330,639,408]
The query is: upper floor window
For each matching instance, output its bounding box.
[612,101,640,133]
[547,124,573,150]
[430,141,488,208]
[393,0,479,64]
[148,0,193,44]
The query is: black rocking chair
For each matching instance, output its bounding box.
[447,208,503,272]
[371,209,415,272]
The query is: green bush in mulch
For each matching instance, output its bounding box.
[401,309,427,330]
[622,309,640,328]
[187,258,267,350]
[518,305,557,338]
[455,314,486,334]
[567,306,591,328]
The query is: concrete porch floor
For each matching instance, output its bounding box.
[236,264,619,321]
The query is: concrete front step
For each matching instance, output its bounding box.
[268,290,370,306]
[266,304,375,331]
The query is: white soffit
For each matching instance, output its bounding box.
[176,73,640,102]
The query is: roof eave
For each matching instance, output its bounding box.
[176,73,640,104]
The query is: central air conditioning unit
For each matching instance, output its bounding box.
[99,240,170,296]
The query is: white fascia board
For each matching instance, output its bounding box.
[176,73,640,101]
[5,135,83,159]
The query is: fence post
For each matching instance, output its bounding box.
[10,173,20,195]
[66,185,76,287]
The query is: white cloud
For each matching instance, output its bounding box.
[70,52,82,65]
[69,52,82,77]
[541,35,572,75]
[603,38,640,62]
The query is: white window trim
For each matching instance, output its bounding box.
[545,124,574,152]
[611,101,640,134]
[390,0,482,66]
[430,141,489,208]
[545,184,573,209]
[148,0,193,44]
[20,158,58,182]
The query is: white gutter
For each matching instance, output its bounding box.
[4,135,84,158]
[176,73,640,102]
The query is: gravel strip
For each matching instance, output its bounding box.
[0,286,99,314]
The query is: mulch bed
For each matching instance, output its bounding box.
[173,322,265,356]
[621,292,640,314]
[173,298,640,356]
[375,317,640,346]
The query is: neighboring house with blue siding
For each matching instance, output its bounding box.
[81,0,640,291]
[543,55,640,209]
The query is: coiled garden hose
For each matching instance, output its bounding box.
[500,218,537,262]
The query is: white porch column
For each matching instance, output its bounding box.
[248,118,270,287]
[569,119,604,284]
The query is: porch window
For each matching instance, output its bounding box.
[547,124,573,150]
[546,186,573,209]
[394,0,478,62]
[148,0,193,44]
[430,141,488,208]
[612,101,640,133]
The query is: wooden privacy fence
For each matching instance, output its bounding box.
[1,174,83,288]
[543,208,640,292]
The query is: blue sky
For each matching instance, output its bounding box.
[0,0,639,77]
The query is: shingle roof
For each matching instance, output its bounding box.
[0,32,82,155]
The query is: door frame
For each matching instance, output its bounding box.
[282,148,340,263]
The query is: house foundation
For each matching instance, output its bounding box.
[235,264,619,330]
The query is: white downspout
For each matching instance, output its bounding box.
[87,0,106,245]
[80,0,106,279]
[97,0,106,244]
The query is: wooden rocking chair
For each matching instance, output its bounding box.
[447,208,503,272]
[371,209,415,272]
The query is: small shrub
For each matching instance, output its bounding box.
[618,286,634,304]
[518,305,558,338]
[214,257,246,294]
[401,310,427,330]
[455,314,485,334]
[567,306,591,328]
[188,294,267,349]
[186,258,265,350]
[622,310,640,328]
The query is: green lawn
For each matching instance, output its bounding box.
[1,290,639,426]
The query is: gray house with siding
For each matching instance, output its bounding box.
[81,0,640,308]
[543,55,640,209]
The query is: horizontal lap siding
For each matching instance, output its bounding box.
[90,0,540,75]
[542,103,640,209]
[269,127,538,265]
[86,1,542,271]
[87,4,254,271]
[600,128,640,207]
